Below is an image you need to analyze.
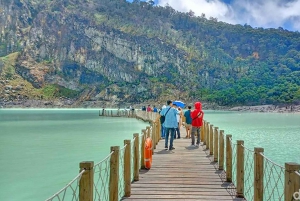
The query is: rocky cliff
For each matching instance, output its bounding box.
[0,0,192,108]
[1,0,300,108]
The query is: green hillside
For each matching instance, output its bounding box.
[0,0,299,106]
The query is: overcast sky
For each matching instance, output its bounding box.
[127,0,300,32]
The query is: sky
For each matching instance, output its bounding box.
[126,0,300,32]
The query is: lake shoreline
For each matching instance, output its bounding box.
[1,99,300,114]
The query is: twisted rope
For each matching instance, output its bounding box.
[118,145,126,200]
[45,169,85,201]
[241,144,255,153]
[94,152,113,201]
[260,153,285,201]
[243,147,255,201]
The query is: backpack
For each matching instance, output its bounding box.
[160,107,171,124]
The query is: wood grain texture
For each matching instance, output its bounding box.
[122,127,243,201]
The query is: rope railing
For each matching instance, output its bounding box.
[230,139,238,188]
[45,170,85,201]
[130,137,136,182]
[93,151,114,201]
[46,110,160,201]
[243,146,255,201]
[260,153,285,201]
[204,120,300,201]
[118,145,127,200]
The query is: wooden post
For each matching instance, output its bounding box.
[206,122,210,149]
[213,127,219,162]
[201,121,205,142]
[152,122,156,150]
[140,129,146,169]
[219,130,224,170]
[109,146,119,201]
[254,147,264,201]
[146,126,150,138]
[209,124,214,155]
[79,161,94,201]
[124,140,131,197]
[133,133,139,181]
[284,163,300,201]
[156,120,160,143]
[226,135,232,182]
[236,140,244,198]
[203,121,206,145]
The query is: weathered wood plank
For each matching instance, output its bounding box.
[122,127,238,200]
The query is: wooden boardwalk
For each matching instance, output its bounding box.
[122,129,244,201]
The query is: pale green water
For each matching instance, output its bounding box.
[204,111,300,165]
[0,109,149,201]
[0,109,299,201]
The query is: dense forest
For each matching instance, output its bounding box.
[1,0,300,106]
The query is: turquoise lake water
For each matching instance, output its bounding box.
[0,109,299,201]
[0,109,149,201]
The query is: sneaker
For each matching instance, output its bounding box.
[169,147,175,150]
[196,144,199,147]
[165,146,168,149]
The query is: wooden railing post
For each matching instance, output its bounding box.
[133,133,139,181]
[219,130,224,170]
[254,147,264,201]
[79,161,94,201]
[209,124,214,155]
[109,146,119,201]
[213,127,219,162]
[124,140,131,197]
[284,163,300,201]
[203,121,206,145]
[156,119,160,143]
[206,122,210,149]
[140,129,146,169]
[236,140,244,198]
[201,121,205,142]
[152,122,156,150]
[226,135,232,182]
[146,126,150,138]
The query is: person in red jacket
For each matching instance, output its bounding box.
[190,101,204,146]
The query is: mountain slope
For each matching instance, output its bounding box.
[0,0,300,107]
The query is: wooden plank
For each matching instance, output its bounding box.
[122,127,239,200]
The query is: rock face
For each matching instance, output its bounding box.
[0,0,193,107]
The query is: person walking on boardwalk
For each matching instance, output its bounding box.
[184,106,193,138]
[160,100,179,150]
[190,102,204,146]
[173,104,181,139]
[147,105,152,112]
[159,105,166,139]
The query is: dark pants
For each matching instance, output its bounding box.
[174,123,180,138]
[165,127,175,148]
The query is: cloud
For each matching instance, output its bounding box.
[156,0,300,31]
